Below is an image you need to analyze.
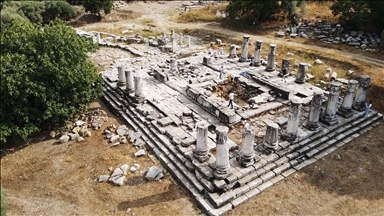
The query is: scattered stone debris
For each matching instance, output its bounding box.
[134,149,146,157]
[130,164,140,173]
[145,166,164,181]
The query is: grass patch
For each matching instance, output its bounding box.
[141,18,156,27]
[176,2,228,23]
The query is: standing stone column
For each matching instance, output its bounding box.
[239,126,259,167]
[352,75,370,111]
[170,58,178,74]
[278,58,291,77]
[179,33,183,45]
[295,63,308,84]
[253,40,263,66]
[214,126,231,180]
[263,123,279,154]
[96,32,101,44]
[193,122,210,162]
[125,70,134,93]
[304,92,323,131]
[171,29,177,52]
[117,65,126,87]
[134,75,144,101]
[265,44,277,71]
[188,36,191,47]
[321,82,343,125]
[229,44,237,58]
[240,35,250,62]
[338,80,359,117]
[283,97,302,142]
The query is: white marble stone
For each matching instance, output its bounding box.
[239,126,257,167]
[193,122,210,162]
[125,70,134,93]
[284,97,302,141]
[266,44,277,71]
[263,122,279,152]
[253,40,262,66]
[295,63,308,84]
[353,75,370,111]
[338,80,358,117]
[214,126,231,179]
[305,92,323,131]
[240,35,250,62]
[118,65,126,87]
[321,82,343,125]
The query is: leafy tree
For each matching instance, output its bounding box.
[331,0,384,29]
[0,19,103,144]
[82,0,113,17]
[226,0,279,22]
[0,185,6,216]
[17,1,45,23]
[281,0,306,19]
[43,1,78,22]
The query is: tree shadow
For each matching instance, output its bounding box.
[126,176,147,186]
[78,14,102,24]
[117,184,181,210]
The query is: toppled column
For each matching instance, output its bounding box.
[253,40,262,66]
[170,58,178,73]
[193,122,210,162]
[278,58,290,77]
[229,44,237,58]
[283,97,302,142]
[239,126,259,167]
[125,70,134,93]
[265,44,277,71]
[134,75,144,102]
[352,75,370,111]
[263,123,279,154]
[118,65,126,87]
[304,92,323,131]
[295,63,308,84]
[240,35,250,62]
[321,82,343,125]
[214,126,231,180]
[337,80,359,117]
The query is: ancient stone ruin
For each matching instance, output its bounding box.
[77,29,383,215]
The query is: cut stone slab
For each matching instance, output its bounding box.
[130,164,140,172]
[98,175,110,182]
[145,166,163,181]
[134,149,146,157]
[77,137,85,142]
[120,164,129,175]
[111,167,123,177]
[112,142,120,147]
[181,136,197,147]
[157,117,174,127]
[59,135,70,143]
[130,132,142,143]
[110,134,120,143]
[134,139,145,147]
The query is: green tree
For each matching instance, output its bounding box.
[331,0,384,29]
[0,19,103,144]
[226,0,279,22]
[82,0,113,17]
[0,185,6,216]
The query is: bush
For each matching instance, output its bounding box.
[0,186,7,216]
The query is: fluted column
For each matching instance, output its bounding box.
[118,65,126,87]
[240,35,250,62]
[283,97,302,142]
[295,63,308,84]
[253,40,262,66]
[263,123,279,154]
[193,122,210,162]
[338,80,359,117]
[125,70,134,93]
[265,44,277,71]
[214,126,231,180]
[352,75,370,111]
[239,126,259,167]
[304,92,323,131]
[321,82,343,125]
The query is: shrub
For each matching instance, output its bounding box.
[0,185,7,216]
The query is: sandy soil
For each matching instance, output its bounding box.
[1,1,384,216]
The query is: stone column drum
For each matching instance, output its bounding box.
[117,65,126,87]
[321,82,343,125]
[295,63,308,84]
[179,33,183,45]
[253,40,263,66]
[193,122,210,162]
[134,75,144,100]
[265,44,277,71]
[214,126,231,180]
[263,123,279,154]
[229,44,237,58]
[171,29,177,52]
[125,70,134,93]
[96,32,101,44]
[278,58,291,77]
[188,36,191,47]
[283,97,302,142]
[304,92,323,131]
[239,126,259,167]
[337,80,359,117]
[240,35,250,62]
[352,75,370,111]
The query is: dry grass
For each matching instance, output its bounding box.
[176,2,228,23]
[303,1,340,23]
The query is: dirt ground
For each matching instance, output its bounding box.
[1,1,384,215]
